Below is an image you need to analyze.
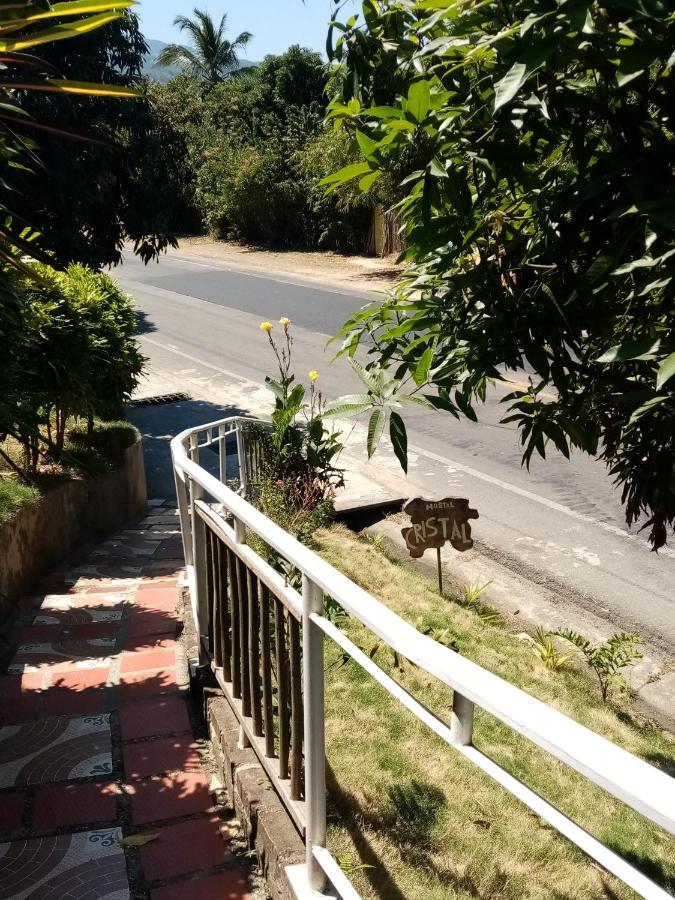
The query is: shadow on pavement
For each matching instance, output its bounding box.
[127,398,249,500]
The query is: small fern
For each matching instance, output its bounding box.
[524,628,572,671]
[554,629,643,701]
[463,580,493,605]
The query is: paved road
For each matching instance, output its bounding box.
[115,251,675,653]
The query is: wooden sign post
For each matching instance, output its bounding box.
[401,497,478,594]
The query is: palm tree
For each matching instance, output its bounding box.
[156,8,253,84]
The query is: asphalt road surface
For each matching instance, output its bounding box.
[115,250,675,654]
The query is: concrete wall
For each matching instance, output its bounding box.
[0,439,147,621]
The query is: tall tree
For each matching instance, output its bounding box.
[156,8,252,84]
[326,0,675,550]
[15,11,178,268]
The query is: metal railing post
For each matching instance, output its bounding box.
[236,422,249,496]
[190,479,209,666]
[233,513,250,749]
[302,574,327,893]
[218,423,227,485]
[450,692,474,746]
[174,464,193,567]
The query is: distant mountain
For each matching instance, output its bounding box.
[142,38,258,83]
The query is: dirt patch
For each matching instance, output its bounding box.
[169,236,405,295]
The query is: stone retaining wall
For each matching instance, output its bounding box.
[205,692,305,900]
[0,439,147,621]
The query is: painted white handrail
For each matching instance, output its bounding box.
[171,416,675,900]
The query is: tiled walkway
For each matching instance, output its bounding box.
[0,503,255,900]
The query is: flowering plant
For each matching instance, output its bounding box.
[254,318,344,521]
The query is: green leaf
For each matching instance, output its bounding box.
[389,412,408,473]
[0,12,125,51]
[359,170,380,191]
[494,62,528,111]
[656,352,675,390]
[597,338,661,363]
[1,0,134,27]
[367,408,387,457]
[407,80,431,123]
[629,395,666,423]
[323,394,373,420]
[413,347,434,386]
[321,161,371,186]
[355,130,378,160]
[1,78,138,98]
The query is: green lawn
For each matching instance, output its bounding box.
[315,525,675,900]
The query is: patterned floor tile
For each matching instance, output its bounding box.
[34,607,123,627]
[0,828,128,899]
[0,715,112,787]
[7,638,116,674]
[38,593,129,611]
[92,538,161,558]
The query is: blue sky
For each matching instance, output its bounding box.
[136,0,359,60]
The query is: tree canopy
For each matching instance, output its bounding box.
[14,11,177,268]
[156,8,253,84]
[327,0,675,549]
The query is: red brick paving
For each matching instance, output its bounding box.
[32,781,118,829]
[0,505,254,897]
[120,646,177,674]
[0,695,40,724]
[139,815,231,880]
[0,790,25,832]
[123,734,201,779]
[151,869,251,900]
[43,687,109,718]
[120,695,191,741]
[47,667,110,691]
[129,771,212,825]
[0,672,43,697]
[119,666,178,700]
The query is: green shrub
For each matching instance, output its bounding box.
[19,264,143,463]
[66,420,139,474]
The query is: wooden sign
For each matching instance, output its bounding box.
[401,497,478,592]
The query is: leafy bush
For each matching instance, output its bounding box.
[554,629,643,702]
[147,47,377,252]
[327,0,675,548]
[5,265,143,472]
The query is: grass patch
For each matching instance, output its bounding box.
[315,524,675,900]
[0,477,41,525]
[0,419,139,521]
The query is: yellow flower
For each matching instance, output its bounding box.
[279,316,291,326]
[308,370,319,382]
[259,321,273,332]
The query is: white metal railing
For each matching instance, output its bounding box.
[171,415,675,900]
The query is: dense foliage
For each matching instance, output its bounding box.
[327,0,675,548]
[143,47,382,251]
[13,10,178,268]
[0,0,149,474]
[4,265,143,473]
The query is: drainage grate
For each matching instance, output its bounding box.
[129,392,191,407]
